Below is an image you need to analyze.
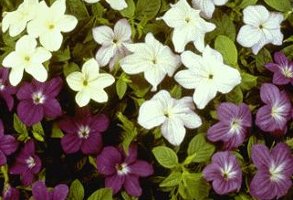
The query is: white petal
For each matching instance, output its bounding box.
[89,73,115,89]
[202,45,223,63]
[51,0,66,16]
[75,90,91,107]
[152,90,172,109]
[2,12,14,33]
[120,54,148,74]
[172,26,195,53]
[27,19,44,38]
[193,81,217,109]
[176,112,202,129]
[84,0,100,3]
[95,45,116,67]
[159,1,188,28]
[161,117,186,146]
[32,47,52,63]
[66,72,84,91]
[15,35,37,53]
[138,100,165,129]
[181,50,202,70]
[26,64,48,82]
[270,29,283,46]
[144,67,167,91]
[263,13,283,29]
[8,21,27,37]
[174,69,199,89]
[236,25,262,48]
[215,65,241,93]
[92,26,114,45]
[213,0,228,6]
[114,19,131,41]
[251,35,269,55]
[90,89,109,103]
[58,15,78,33]
[82,58,100,77]
[40,31,63,52]
[106,0,127,10]
[9,68,24,86]
[192,0,215,19]
[2,52,22,68]
[243,5,269,26]
[193,32,206,52]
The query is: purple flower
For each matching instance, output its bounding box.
[203,151,242,195]
[265,52,293,85]
[16,77,63,126]
[2,185,19,200]
[96,145,153,197]
[255,83,291,135]
[0,68,17,111]
[250,143,293,200]
[9,140,42,186]
[0,119,18,165]
[59,109,109,155]
[32,181,69,200]
[207,103,252,149]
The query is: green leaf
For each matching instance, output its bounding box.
[255,48,272,72]
[116,73,129,99]
[63,62,80,77]
[160,171,182,187]
[209,14,236,41]
[87,188,113,200]
[136,0,161,20]
[91,3,105,17]
[215,35,238,67]
[51,46,71,62]
[68,179,84,200]
[240,72,257,90]
[185,133,215,163]
[120,0,135,18]
[51,123,64,138]
[182,172,210,200]
[152,146,178,168]
[13,114,29,141]
[235,193,253,200]
[66,0,89,19]
[247,136,257,159]
[32,123,45,142]
[238,0,258,9]
[170,85,182,99]
[225,86,243,104]
[264,0,291,12]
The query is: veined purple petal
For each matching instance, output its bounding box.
[250,171,276,200]
[124,144,138,164]
[265,63,279,73]
[274,52,288,66]
[274,177,292,199]
[17,101,44,126]
[52,184,69,200]
[203,163,222,181]
[32,181,49,200]
[129,160,153,177]
[271,143,293,176]
[43,98,62,119]
[251,144,271,169]
[21,170,35,186]
[96,146,122,176]
[0,93,14,111]
[16,82,34,100]
[123,175,142,197]
[105,175,125,194]
[207,122,230,142]
[212,178,240,195]
[260,83,280,105]
[22,140,35,155]
[0,135,18,155]
[223,130,246,150]
[58,118,77,134]
[2,186,19,200]
[272,71,291,85]
[0,151,7,165]
[90,114,110,133]
[31,155,42,174]
[238,103,252,127]
[216,103,239,123]
[42,77,63,98]
[81,131,103,155]
[61,133,82,154]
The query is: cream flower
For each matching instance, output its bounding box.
[138,90,202,146]
[66,58,115,107]
[2,35,51,86]
[84,0,127,10]
[175,46,241,109]
[237,5,284,55]
[27,0,78,52]
[192,0,228,19]
[159,0,215,53]
[120,33,180,91]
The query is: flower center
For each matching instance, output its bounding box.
[185,17,191,23]
[32,91,46,105]
[48,23,55,30]
[271,105,284,120]
[208,74,214,80]
[77,125,90,139]
[220,162,236,180]
[269,162,284,182]
[151,58,158,65]
[25,156,36,169]
[24,55,31,63]
[0,79,5,91]
[116,163,129,176]
[83,79,88,86]
[229,118,242,134]
[281,66,293,78]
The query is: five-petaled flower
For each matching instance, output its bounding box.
[138,90,202,146]
[192,0,228,19]
[83,0,127,10]
[32,181,69,200]
[175,46,241,109]
[0,68,17,111]
[203,151,242,195]
[250,143,293,200]
[96,145,153,197]
[237,5,284,55]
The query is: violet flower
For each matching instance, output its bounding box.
[255,83,291,135]
[0,119,18,166]
[265,52,293,85]
[207,103,252,149]
[59,109,109,155]
[9,140,42,186]
[2,185,19,200]
[203,151,242,195]
[16,77,63,126]
[96,145,153,197]
[0,68,17,111]
[32,181,69,200]
[250,143,293,200]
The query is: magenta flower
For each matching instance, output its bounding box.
[9,140,42,186]
[0,68,17,111]
[250,143,293,200]
[265,52,293,85]
[203,151,242,195]
[2,185,19,200]
[255,83,291,135]
[0,119,18,166]
[16,77,63,126]
[32,181,69,200]
[207,103,252,149]
[59,109,109,155]
[96,145,153,197]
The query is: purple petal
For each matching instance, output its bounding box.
[32,181,49,200]
[3,186,20,200]
[0,68,10,82]
[0,120,4,136]
[90,114,110,133]
[124,144,137,164]
[21,170,35,186]
[52,184,69,200]
[43,99,62,119]
[238,103,252,127]
[265,63,279,72]
[250,171,276,200]
[43,77,63,97]
[216,103,239,123]
[207,123,230,142]
[31,155,42,174]
[271,143,293,176]
[274,52,288,66]
[123,175,142,197]
[105,175,124,194]
[1,93,14,111]
[96,146,122,176]
[223,130,246,150]
[272,72,291,85]
[23,140,35,155]
[58,117,77,134]
[129,160,153,177]
[203,164,222,181]
[0,135,18,155]
[274,177,292,199]
[81,132,103,155]
[260,83,280,104]
[61,133,82,154]
[16,82,34,100]
[212,179,240,195]
[0,150,7,165]
[17,101,44,126]
[251,144,271,169]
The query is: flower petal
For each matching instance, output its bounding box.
[61,133,82,154]
[114,19,131,41]
[53,184,69,200]
[17,101,44,126]
[161,117,185,146]
[237,25,262,48]
[138,100,165,129]
[251,144,271,169]
[96,146,122,175]
[123,175,142,197]
[92,26,114,45]
[129,160,153,177]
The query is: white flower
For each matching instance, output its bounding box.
[92,19,132,70]
[2,35,51,86]
[120,33,180,91]
[138,90,202,146]
[158,0,216,53]
[27,0,78,51]
[83,0,127,10]
[2,0,39,37]
[236,5,284,55]
[66,58,115,107]
[192,0,228,19]
[175,46,241,109]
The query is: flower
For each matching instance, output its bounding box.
[16,77,63,126]
[175,46,241,109]
[158,0,215,52]
[2,35,51,86]
[59,109,109,154]
[207,103,252,150]
[265,51,293,85]
[2,185,19,200]
[92,19,132,70]
[191,0,228,19]
[120,33,180,91]
[138,90,202,146]
[0,119,18,166]
[66,58,115,107]
[203,151,242,195]
[32,181,69,200]
[255,83,291,134]
[10,140,42,186]
[83,0,127,10]
[0,68,17,111]
[96,145,153,197]
[27,0,78,51]
[1,0,39,37]
[236,5,283,55]
[250,143,293,200]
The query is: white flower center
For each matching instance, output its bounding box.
[271,104,284,120]
[220,162,236,180]
[229,118,242,134]
[269,162,284,182]
[281,66,293,78]
[0,79,5,91]
[23,55,31,64]
[25,156,36,169]
[77,125,90,139]
[116,163,130,176]
[32,91,46,105]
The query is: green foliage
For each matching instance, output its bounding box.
[215,35,238,67]
[152,146,179,168]
[116,73,131,99]
[32,123,45,142]
[225,86,243,104]
[159,171,182,187]
[68,179,84,200]
[51,123,64,138]
[264,0,292,12]
[87,188,113,200]
[255,48,272,72]
[136,0,161,20]
[120,0,135,18]
[240,72,258,90]
[66,0,89,19]
[209,14,236,41]
[13,114,29,141]
[238,0,258,9]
